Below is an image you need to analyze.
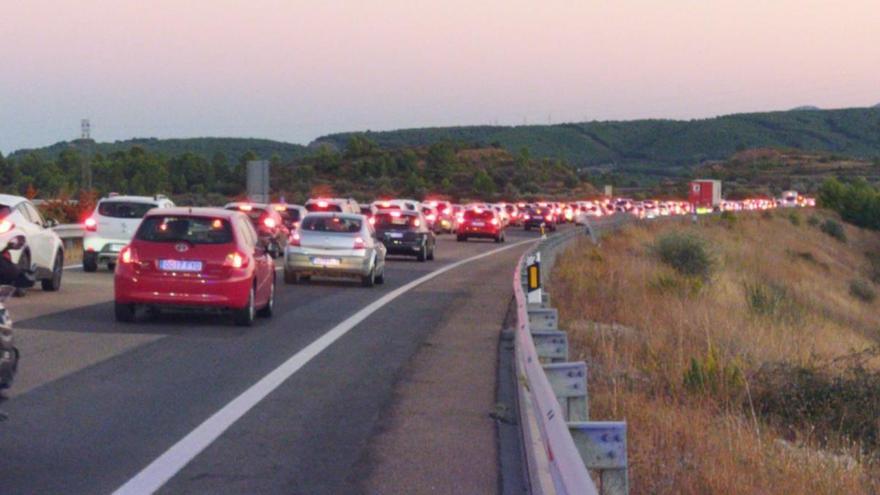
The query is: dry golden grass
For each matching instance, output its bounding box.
[553,211,880,494]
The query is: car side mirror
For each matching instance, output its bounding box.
[267,242,282,259]
[45,218,58,228]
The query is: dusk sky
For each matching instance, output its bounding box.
[2,0,878,154]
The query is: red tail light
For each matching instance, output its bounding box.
[263,217,276,229]
[545,215,553,221]
[413,219,421,227]
[368,217,375,225]
[84,217,97,232]
[490,217,499,226]
[523,214,530,220]
[289,231,301,247]
[426,214,436,222]
[353,237,366,249]
[223,251,248,268]
[443,208,451,215]
[119,246,137,264]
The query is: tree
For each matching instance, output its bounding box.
[345,135,377,158]
[473,170,496,197]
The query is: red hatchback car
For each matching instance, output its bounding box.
[114,208,278,326]
[456,208,506,243]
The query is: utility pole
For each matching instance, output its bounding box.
[80,119,93,190]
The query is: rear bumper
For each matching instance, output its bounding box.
[457,226,501,238]
[284,250,373,278]
[0,345,18,389]
[84,236,129,261]
[114,273,251,309]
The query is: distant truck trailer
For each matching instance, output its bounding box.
[689,179,722,212]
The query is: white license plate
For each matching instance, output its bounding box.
[472,221,485,227]
[158,259,203,272]
[312,257,341,267]
[388,232,403,238]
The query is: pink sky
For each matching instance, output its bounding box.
[1,0,878,152]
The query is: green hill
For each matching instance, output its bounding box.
[313,107,880,175]
[10,137,309,162]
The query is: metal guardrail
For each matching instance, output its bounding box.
[513,216,632,495]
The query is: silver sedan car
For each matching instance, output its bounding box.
[284,213,387,287]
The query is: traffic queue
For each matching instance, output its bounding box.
[0,191,816,329]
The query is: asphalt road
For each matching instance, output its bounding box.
[0,227,547,495]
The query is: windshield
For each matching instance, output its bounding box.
[464,210,494,221]
[279,208,301,223]
[374,213,419,231]
[136,216,233,244]
[99,201,156,219]
[301,216,362,233]
[225,206,266,223]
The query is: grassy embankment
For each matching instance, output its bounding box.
[552,210,880,494]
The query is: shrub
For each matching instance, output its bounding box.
[867,252,880,284]
[719,210,737,227]
[788,212,802,226]
[807,215,820,227]
[849,279,876,303]
[761,210,773,220]
[820,219,847,242]
[745,281,790,317]
[753,362,880,451]
[683,346,744,398]
[648,271,704,296]
[652,232,714,279]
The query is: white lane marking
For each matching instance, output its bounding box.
[64,264,83,270]
[113,238,536,495]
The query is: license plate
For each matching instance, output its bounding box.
[312,257,340,267]
[472,221,485,227]
[158,259,202,272]
[388,232,403,238]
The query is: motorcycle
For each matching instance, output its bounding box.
[0,236,25,419]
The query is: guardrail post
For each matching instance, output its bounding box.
[542,361,589,421]
[568,421,629,495]
[531,330,568,363]
[527,307,558,331]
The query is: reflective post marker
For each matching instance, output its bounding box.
[526,253,542,305]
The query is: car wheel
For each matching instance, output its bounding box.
[376,269,385,285]
[524,225,531,231]
[107,262,116,272]
[257,276,275,318]
[14,251,31,297]
[427,247,435,261]
[234,285,255,326]
[417,247,426,262]
[83,252,98,272]
[361,267,376,288]
[41,251,63,291]
[115,302,136,323]
[284,268,298,284]
[456,235,466,242]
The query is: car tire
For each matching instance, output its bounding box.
[427,247,435,261]
[361,267,376,288]
[14,251,31,297]
[234,285,256,326]
[41,251,63,291]
[284,269,298,284]
[115,302,136,323]
[257,276,275,318]
[456,235,466,242]
[494,235,502,243]
[83,252,98,272]
[107,262,116,272]
[524,225,531,232]
[376,270,385,285]
[417,247,426,262]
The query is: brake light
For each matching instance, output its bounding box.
[545,215,553,221]
[289,231,301,247]
[413,219,421,227]
[523,214,530,220]
[426,214,436,222]
[223,251,248,268]
[490,218,499,226]
[317,200,328,208]
[390,211,401,217]
[119,246,137,264]
[353,237,365,249]
[443,208,451,215]
[368,217,375,225]
[0,219,14,235]
[84,217,97,232]
[239,204,253,212]
[263,217,276,229]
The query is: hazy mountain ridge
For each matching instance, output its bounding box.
[314,106,880,174]
[9,137,309,162]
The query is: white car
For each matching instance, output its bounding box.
[0,194,65,292]
[83,195,175,272]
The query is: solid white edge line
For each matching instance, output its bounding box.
[64,264,83,270]
[112,238,536,495]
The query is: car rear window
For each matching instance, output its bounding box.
[306,202,343,212]
[0,205,10,218]
[99,201,156,218]
[374,213,419,230]
[278,208,301,223]
[225,206,266,223]
[464,210,494,220]
[136,216,233,244]
[301,216,362,233]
